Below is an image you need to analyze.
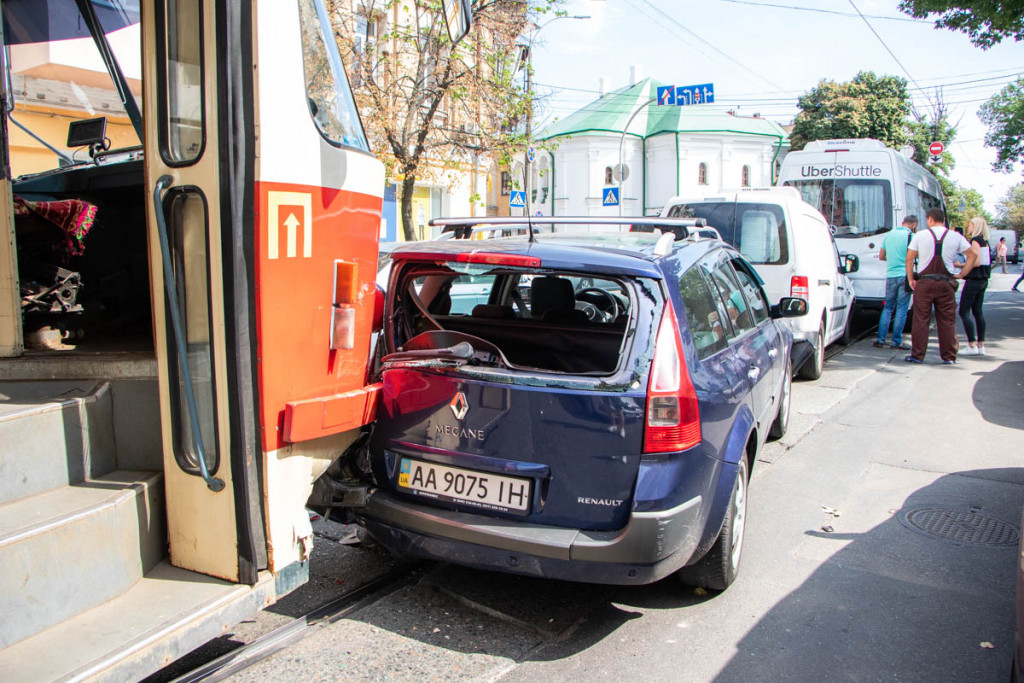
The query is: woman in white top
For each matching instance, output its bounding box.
[959,216,992,355]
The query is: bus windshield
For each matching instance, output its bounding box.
[784,179,892,237]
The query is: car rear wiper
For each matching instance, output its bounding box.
[379,341,474,369]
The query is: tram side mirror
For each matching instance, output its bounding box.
[840,254,859,274]
[771,297,808,319]
[442,0,472,45]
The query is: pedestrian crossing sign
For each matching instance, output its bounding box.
[509,190,526,208]
[603,187,620,206]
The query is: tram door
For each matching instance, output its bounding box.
[142,0,264,583]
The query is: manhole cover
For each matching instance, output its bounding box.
[899,507,1019,547]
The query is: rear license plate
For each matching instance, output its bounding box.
[398,458,531,514]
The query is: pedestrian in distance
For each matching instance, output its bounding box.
[874,215,917,349]
[996,237,1008,274]
[905,208,974,365]
[958,217,991,355]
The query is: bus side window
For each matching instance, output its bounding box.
[905,184,922,226]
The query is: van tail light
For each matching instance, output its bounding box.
[643,304,701,454]
[791,275,809,300]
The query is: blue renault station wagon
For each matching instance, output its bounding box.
[351,218,805,589]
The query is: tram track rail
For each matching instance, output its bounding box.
[170,562,428,682]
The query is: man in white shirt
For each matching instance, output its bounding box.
[905,208,974,364]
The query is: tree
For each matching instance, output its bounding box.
[335,0,559,241]
[907,93,957,178]
[979,77,1024,174]
[996,184,1024,233]
[898,1,1024,49]
[789,72,911,151]
[941,180,992,231]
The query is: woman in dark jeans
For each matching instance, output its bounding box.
[959,216,991,355]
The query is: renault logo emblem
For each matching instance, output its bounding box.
[450,392,469,420]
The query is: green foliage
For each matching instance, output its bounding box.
[996,184,1024,232]
[907,105,957,178]
[979,78,1024,174]
[790,72,912,151]
[898,0,1024,49]
[942,180,992,231]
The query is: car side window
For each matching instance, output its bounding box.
[706,260,755,337]
[731,260,770,325]
[679,266,728,359]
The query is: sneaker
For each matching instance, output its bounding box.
[943,359,955,365]
[979,346,986,355]
[964,347,978,356]
[904,355,923,364]
[872,341,888,348]
[891,342,910,350]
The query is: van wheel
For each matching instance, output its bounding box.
[797,318,825,380]
[768,362,791,440]
[678,455,749,591]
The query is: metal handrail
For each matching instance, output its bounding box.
[153,175,225,492]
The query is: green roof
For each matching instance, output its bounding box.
[539,78,788,141]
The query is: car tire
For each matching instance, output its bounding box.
[678,455,749,591]
[768,362,791,441]
[797,318,825,380]
[838,308,854,346]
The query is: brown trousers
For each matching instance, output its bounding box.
[911,279,959,361]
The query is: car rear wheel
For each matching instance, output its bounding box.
[678,455,749,591]
[768,362,791,440]
[797,318,825,380]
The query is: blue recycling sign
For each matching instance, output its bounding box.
[509,190,526,208]
[602,187,620,206]
[656,83,715,106]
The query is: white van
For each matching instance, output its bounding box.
[990,229,1019,264]
[662,187,857,379]
[777,138,945,313]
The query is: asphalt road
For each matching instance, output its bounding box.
[159,268,1024,683]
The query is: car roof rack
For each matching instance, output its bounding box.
[429,216,706,243]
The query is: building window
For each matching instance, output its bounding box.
[500,171,511,196]
[604,166,613,185]
[741,165,751,187]
[698,162,708,185]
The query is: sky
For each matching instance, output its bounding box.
[528,0,1024,214]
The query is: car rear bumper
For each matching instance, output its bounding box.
[356,489,704,585]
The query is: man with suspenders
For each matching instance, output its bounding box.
[904,208,974,365]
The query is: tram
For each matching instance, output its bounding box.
[0,0,469,680]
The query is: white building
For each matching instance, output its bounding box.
[524,78,789,217]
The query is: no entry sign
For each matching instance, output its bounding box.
[929,141,944,156]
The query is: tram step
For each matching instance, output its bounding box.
[0,380,116,506]
[0,560,276,683]
[0,470,164,650]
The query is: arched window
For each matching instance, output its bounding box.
[741,165,751,187]
[698,163,708,185]
[604,166,614,185]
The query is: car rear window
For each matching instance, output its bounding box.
[666,202,789,265]
[387,263,639,376]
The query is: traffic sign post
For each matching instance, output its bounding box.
[656,83,714,106]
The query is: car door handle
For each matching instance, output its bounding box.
[747,368,760,381]
[768,348,778,358]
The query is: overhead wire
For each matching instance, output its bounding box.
[719,0,928,23]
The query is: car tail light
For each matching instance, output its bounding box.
[791,275,809,300]
[643,304,701,454]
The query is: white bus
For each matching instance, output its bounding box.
[777,138,945,312]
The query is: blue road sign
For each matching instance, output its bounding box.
[509,190,526,208]
[527,146,536,162]
[656,85,676,106]
[602,187,620,206]
[675,83,714,106]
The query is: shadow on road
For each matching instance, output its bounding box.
[712,468,1022,682]
[971,360,1024,432]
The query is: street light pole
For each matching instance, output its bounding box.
[521,15,588,216]
[618,96,656,217]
